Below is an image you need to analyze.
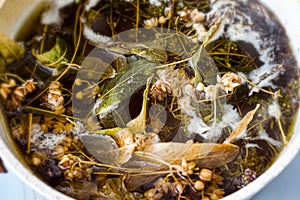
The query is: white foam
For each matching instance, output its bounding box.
[85,0,100,11]
[245,143,260,149]
[30,123,66,150]
[82,23,112,44]
[207,103,242,142]
[257,129,282,147]
[268,95,282,118]
[207,0,282,95]
[178,97,210,137]
[41,0,73,25]
[149,0,162,7]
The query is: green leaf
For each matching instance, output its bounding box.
[33,37,68,68]
[0,32,25,64]
[95,59,156,118]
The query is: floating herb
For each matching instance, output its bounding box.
[95,58,156,118]
[32,37,68,68]
[0,0,299,199]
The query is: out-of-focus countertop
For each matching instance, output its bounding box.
[0,152,300,200]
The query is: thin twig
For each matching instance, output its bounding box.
[39,25,48,53]
[135,0,140,41]
[26,113,33,154]
[24,105,80,120]
[240,76,281,97]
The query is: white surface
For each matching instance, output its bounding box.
[1,152,300,200]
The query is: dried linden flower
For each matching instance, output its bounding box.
[144,17,159,28]
[218,72,241,93]
[199,168,213,182]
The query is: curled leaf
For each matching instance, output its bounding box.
[126,77,151,133]
[85,127,135,165]
[33,37,68,68]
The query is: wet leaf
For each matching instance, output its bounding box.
[33,37,68,68]
[0,32,25,64]
[190,46,219,85]
[134,141,239,168]
[78,56,117,81]
[86,80,152,165]
[95,59,156,118]
[86,27,168,62]
[86,127,135,165]
[127,42,168,62]
[125,173,162,192]
[81,134,120,165]
[56,180,98,200]
[94,42,168,62]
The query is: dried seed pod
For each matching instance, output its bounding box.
[58,155,72,170]
[150,80,171,101]
[158,16,166,24]
[144,17,158,28]
[42,81,65,114]
[22,79,36,93]
[172,182,183,195]
[0,85,11,99]
[210,192,219,200]
[199,168,213,182]
[32,157,42,166]
[218,72,241,93]
[31,151,46,166]
[194,180,205,191]
[13,87,25,100]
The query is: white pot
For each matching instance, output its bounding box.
[0,0,299,199]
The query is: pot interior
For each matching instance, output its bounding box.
[0,0,299,200]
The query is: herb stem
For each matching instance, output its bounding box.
[39,25,48,53]
[135,0,140,41]
[24,105,80,120]
[26,113,33,154]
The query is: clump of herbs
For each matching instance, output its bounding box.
[0,0,299,200]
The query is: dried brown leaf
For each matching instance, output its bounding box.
[134,141,239,168]
[224,104,260,144]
